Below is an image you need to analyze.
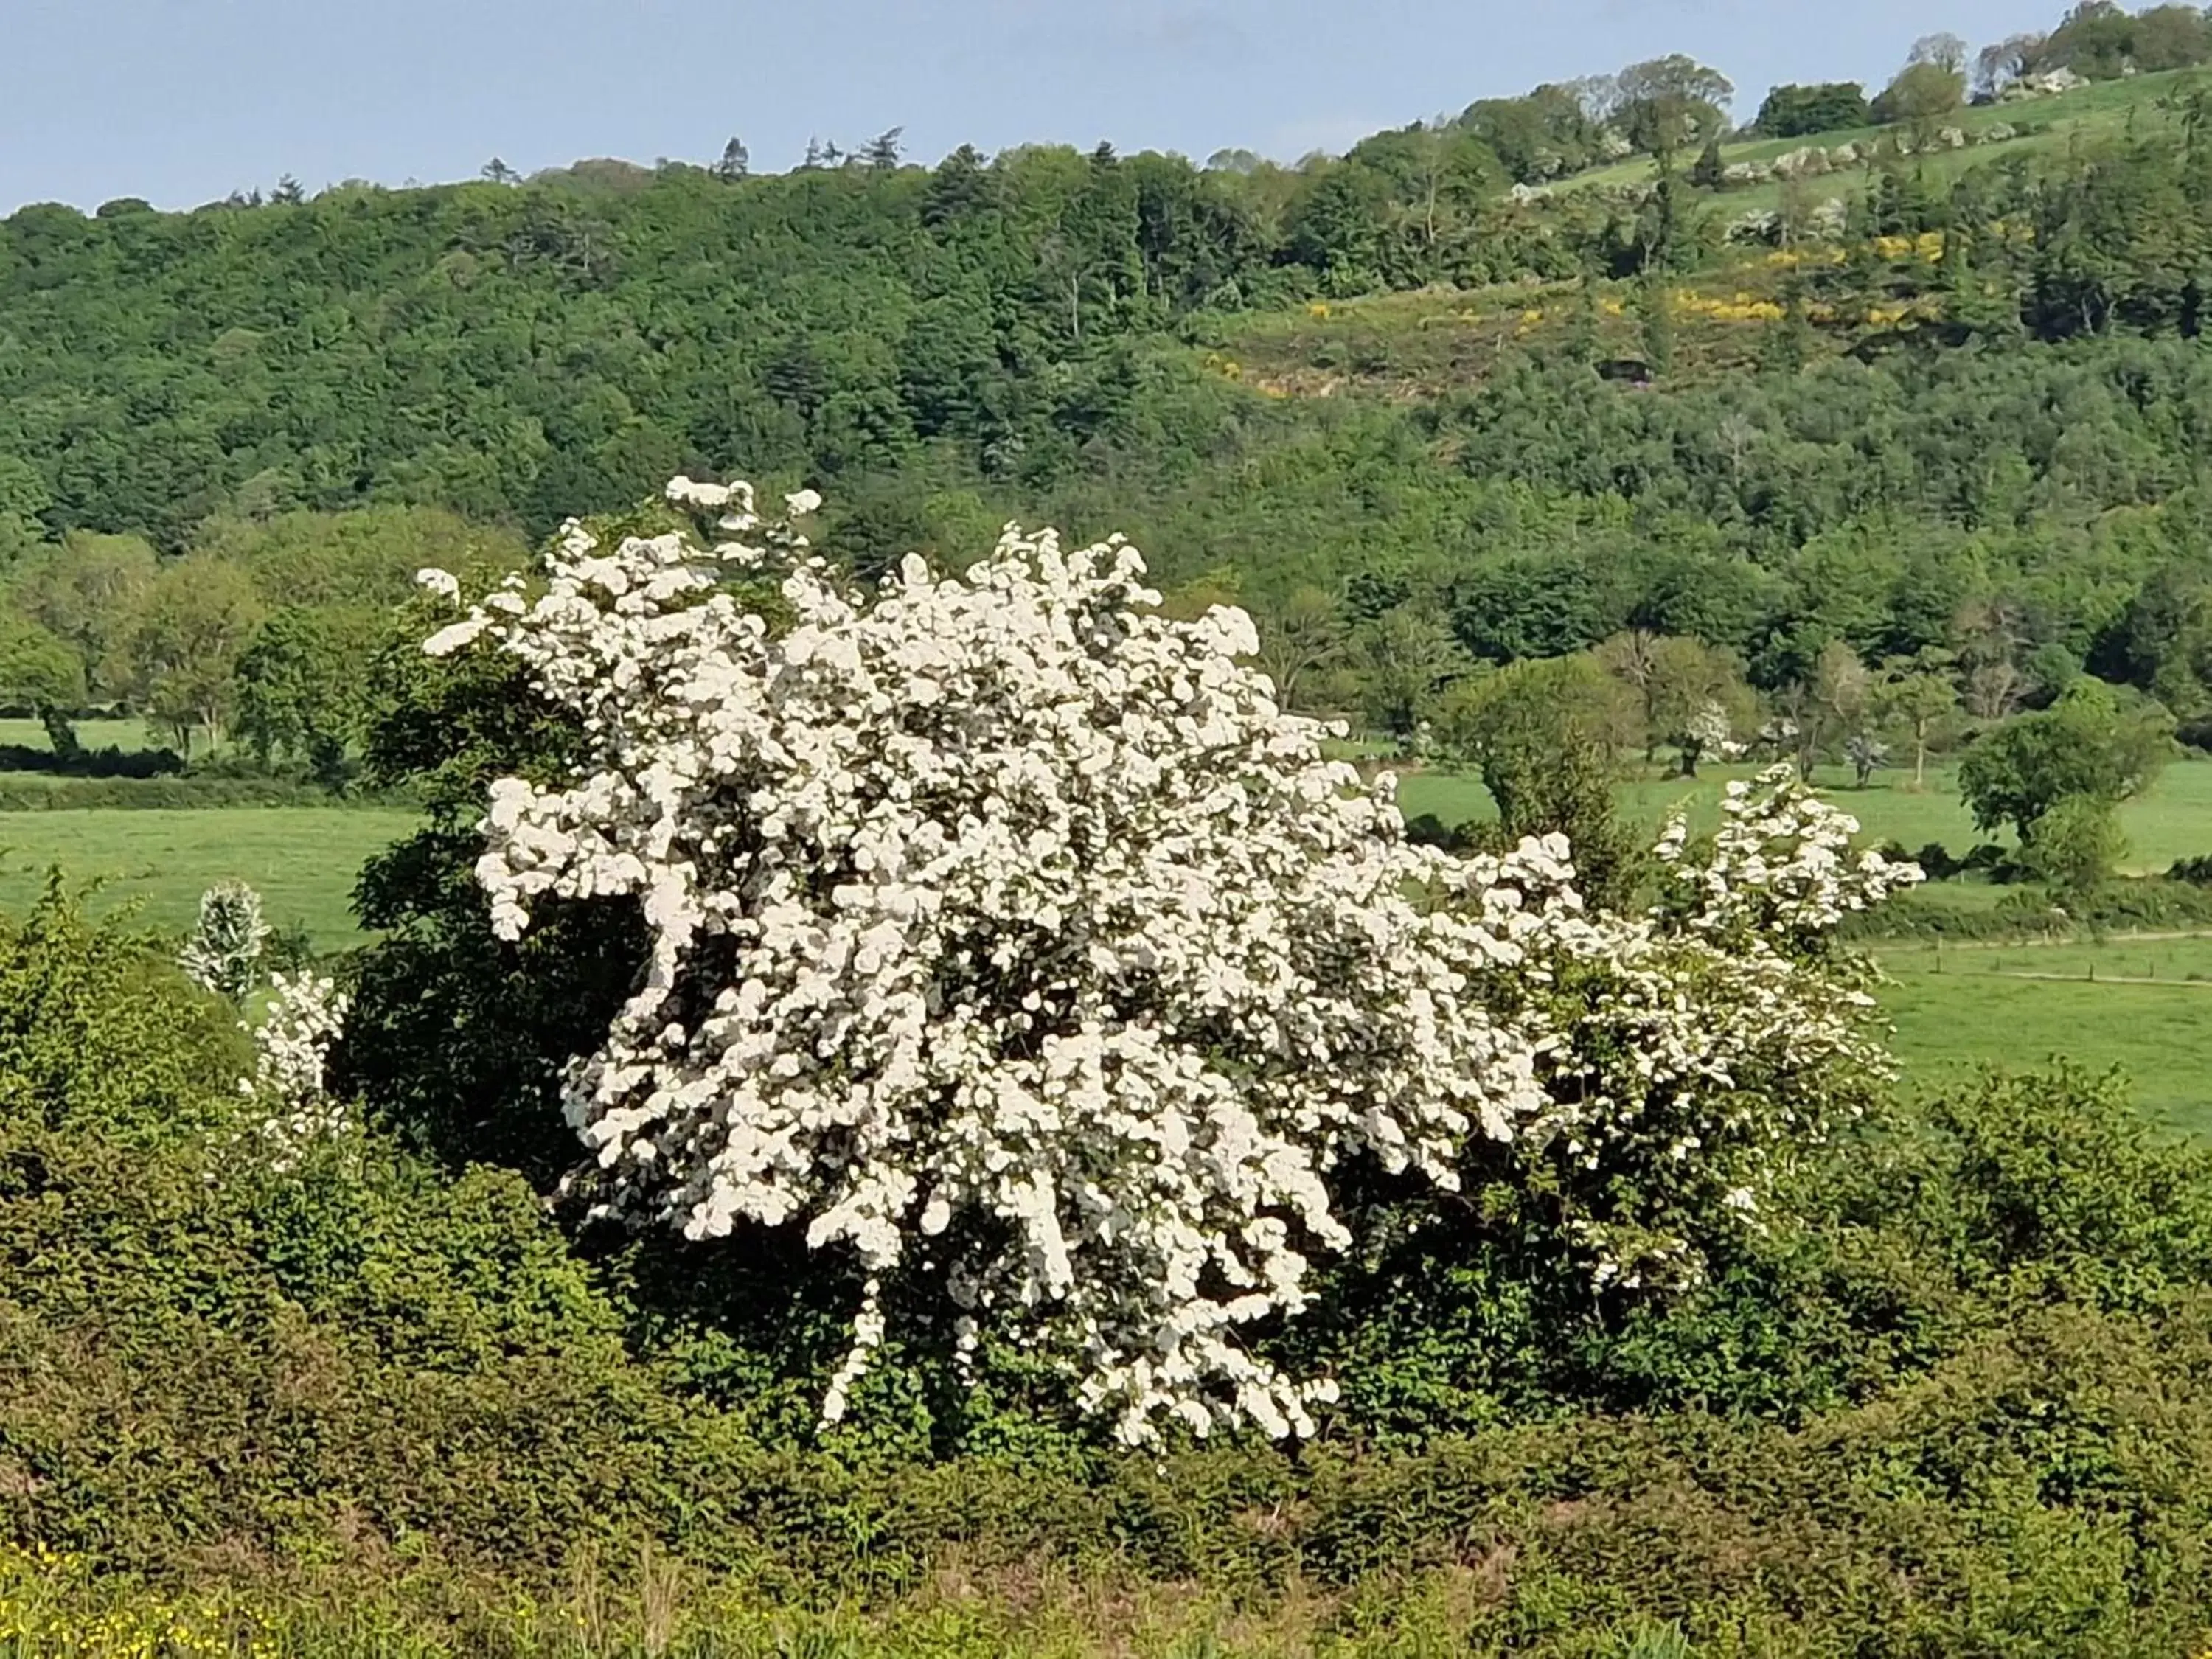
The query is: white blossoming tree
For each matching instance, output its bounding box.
[239,970,353,1172]
[411,477,1916,1445]
[1678,699,1737,777]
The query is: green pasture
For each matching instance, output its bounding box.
[1878,933,2212,1137]
[1555,69,2198,202]
[0,742,2201,1129]
[1394,757,2212,1132]
[0,808,415,948]
[0,716,160,753]
[1395,757,2212,874]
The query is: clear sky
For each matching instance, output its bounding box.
[4,0,2054,214]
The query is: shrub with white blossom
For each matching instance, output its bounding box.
[414,478,1917,1445]
[1526,772,1917,1287]
[1686,700,1734,757]
[240,970,352,1171]
[180,880,270,1004]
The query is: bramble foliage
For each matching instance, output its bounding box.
[10,913,2212,1659]
[0,883,245,1147]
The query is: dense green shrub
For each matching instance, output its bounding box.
[1753,80,1873,137]
[0,891,698,1572]
[1956,682,2174,844]
[7,860,2212,1651]
[1843,877,2212,941]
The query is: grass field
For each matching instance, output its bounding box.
[0,718,408,946]
[0,808,416,947]
[1554,68,2198,206]
[0,716,159,753]
[0,739,2201,1126]
[1393,757,2212,1131]
[1396,757,2212,874]
[1879,933,2212,1136]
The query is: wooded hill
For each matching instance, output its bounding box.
[7,1,2212,759]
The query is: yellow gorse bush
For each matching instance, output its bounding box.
[1873,232,1948,262]
[1672,289,1785,324]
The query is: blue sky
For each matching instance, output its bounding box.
[5,0,2054,213]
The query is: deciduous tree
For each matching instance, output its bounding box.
[0,609,86,756]
[1875,655,1959,788]
[234,606,378,785]
[115,559,265,754]
[1958,681,2173,842]
[1613,55,1736,174]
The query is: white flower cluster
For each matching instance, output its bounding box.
[2000,67,2084,100]
[1526,771,1921,1286]
[419,478,1917,1444]
[1683,700,1746,761]
[1658,768,1919,946]
[239,971,352,1172]
[181,880,269,1004]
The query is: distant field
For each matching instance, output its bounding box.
[0,744,2199,1125]
[1395,758,2212,874]
[0,809,415,948]
[1878,934,2212,1138]
[0,720,408,947]
[1554,69,2198,205]
[0,716,159,753]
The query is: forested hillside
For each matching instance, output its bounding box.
[7,2,2212,776]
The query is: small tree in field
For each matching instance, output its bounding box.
[1876,656,1957,790]
[1680,700,1736,777]
[1846,731,1889,787]
[1441,655,1646,908]
[0,611,86,759]
[414,478,1917,1446]
[1958,682,2171,844]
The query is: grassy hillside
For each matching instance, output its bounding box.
[1206,256,1823,398]
[0,807,413,946]
[1555,65,2201,202]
